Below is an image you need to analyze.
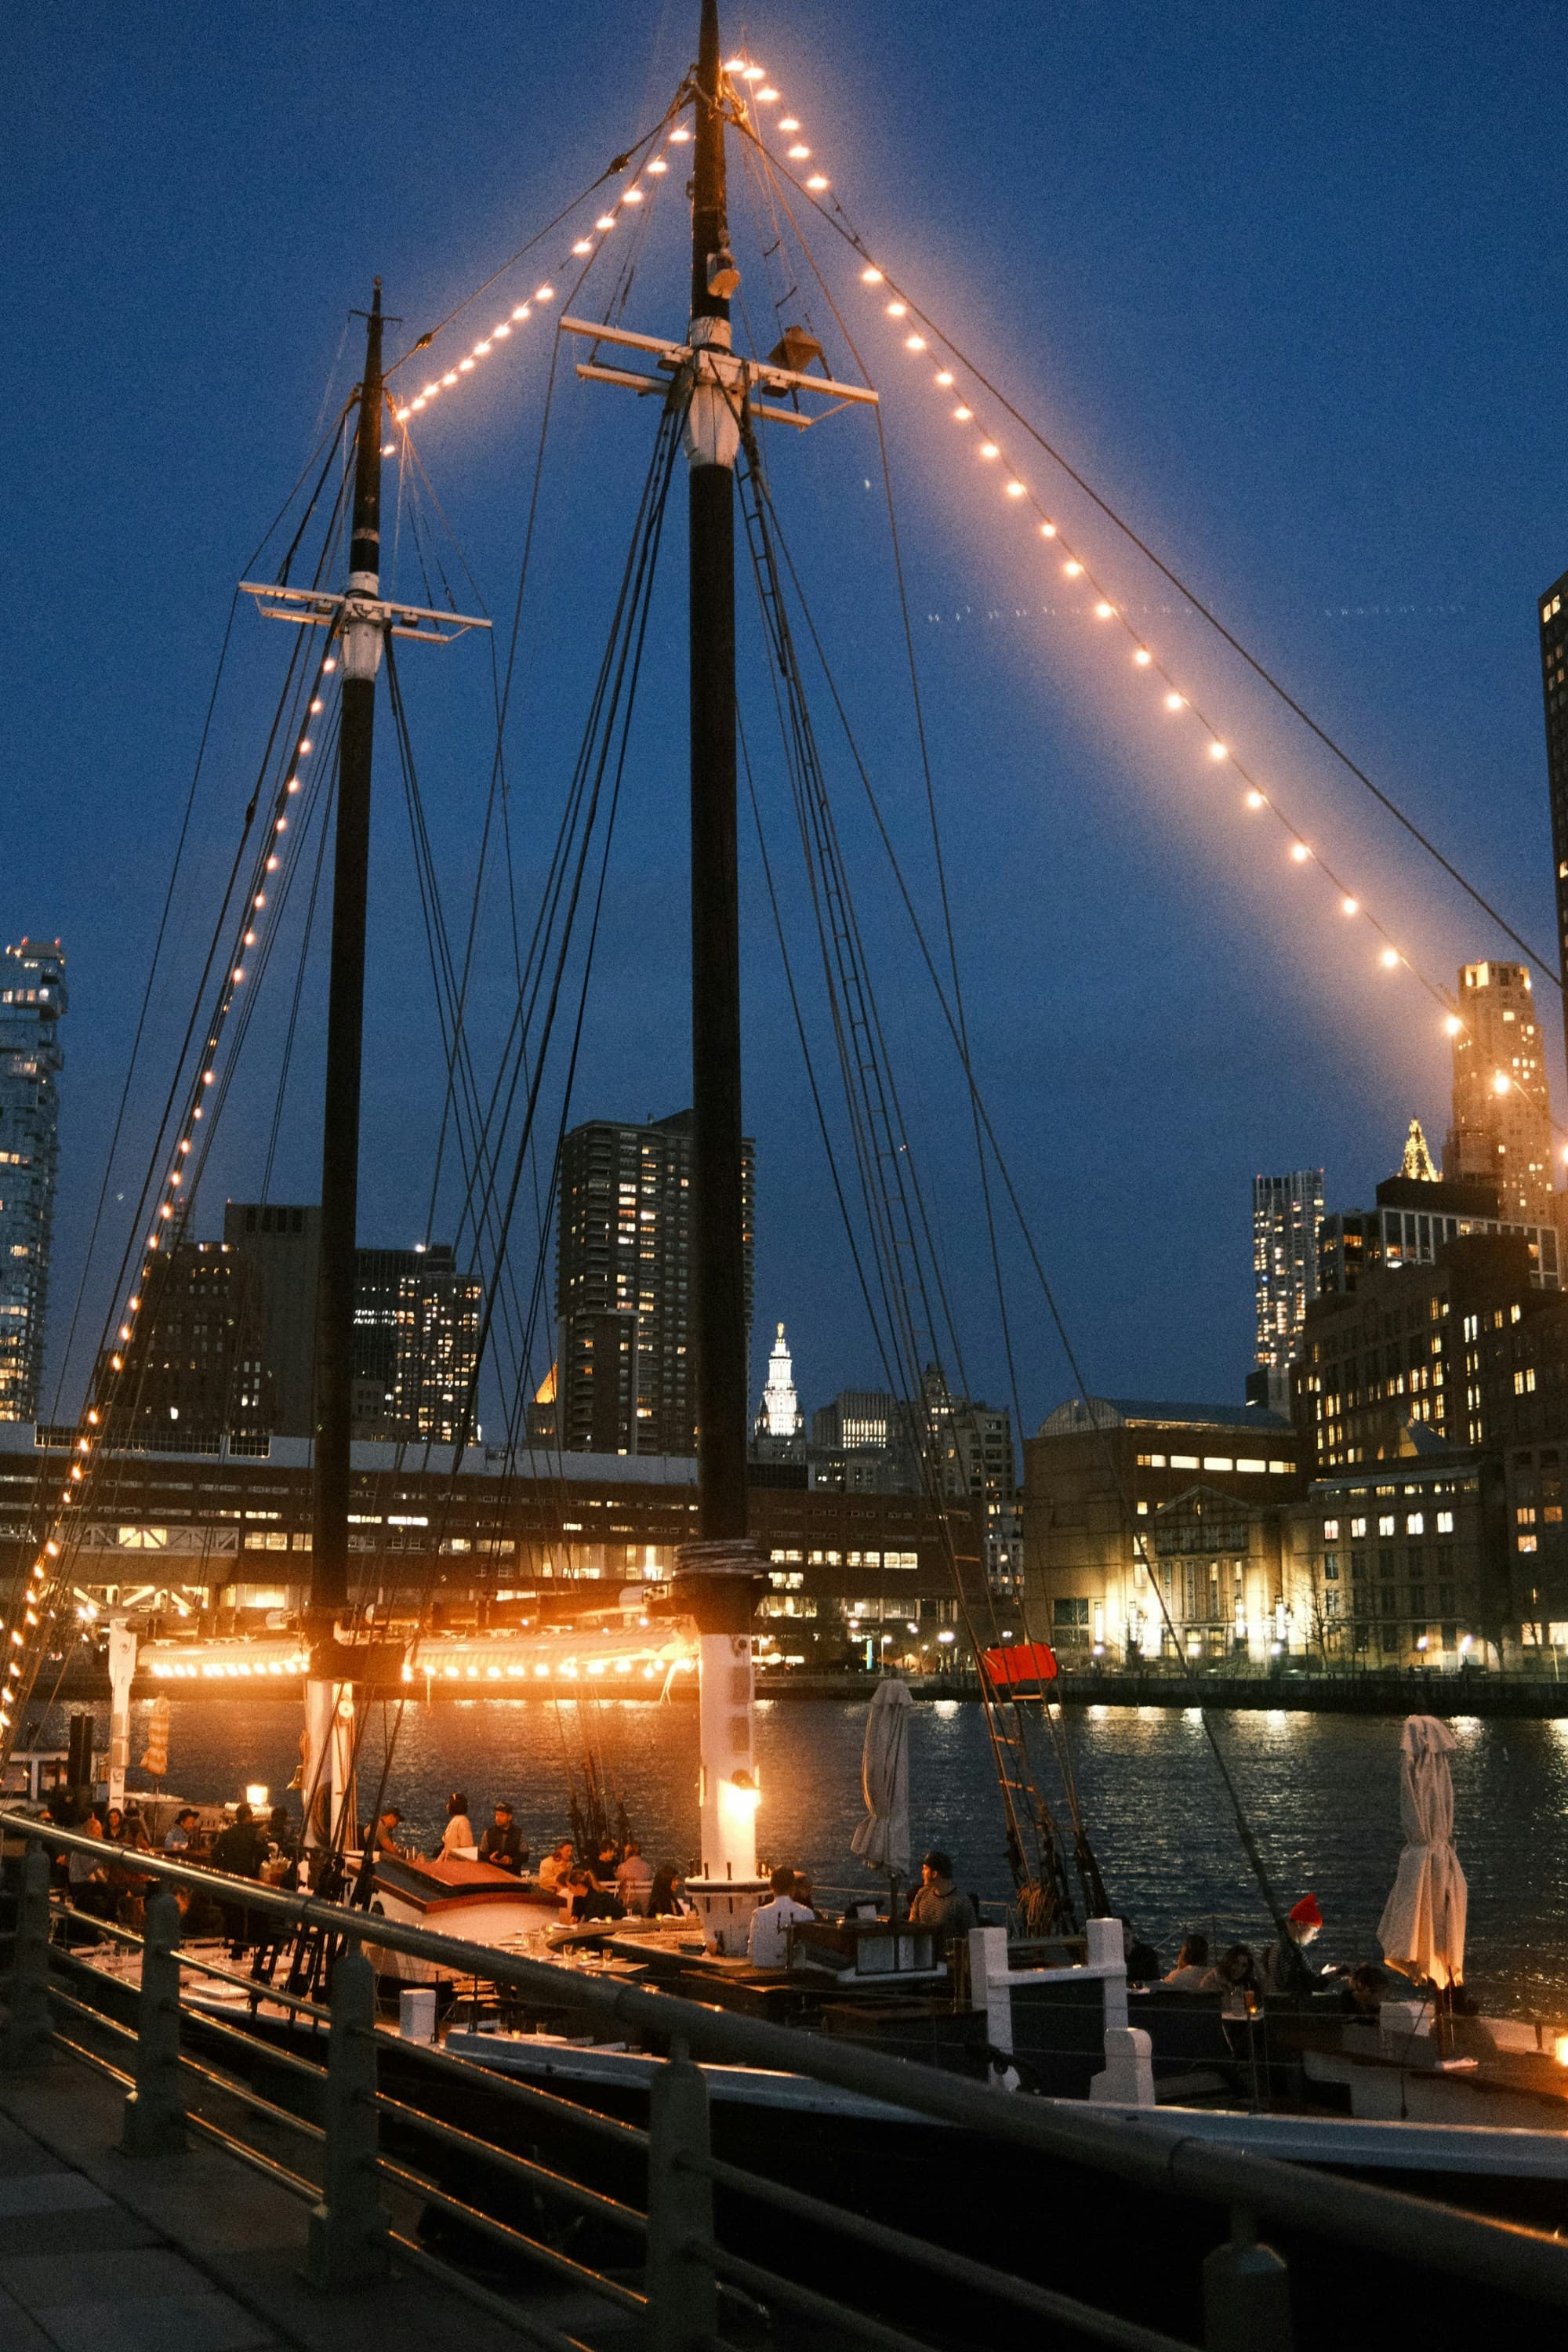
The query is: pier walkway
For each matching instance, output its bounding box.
[0,2053,580,2352]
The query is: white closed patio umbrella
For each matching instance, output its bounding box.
[1377,1714,1468,1989]
[851,1676,913,1881]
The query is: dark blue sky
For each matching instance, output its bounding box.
[5,2,1567,1437]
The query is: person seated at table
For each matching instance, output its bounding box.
[478,1802,528,1873]
[647,1864,691,1917]
[1163,1933,1211,1991]
[615,1839,654,1913]
[372,1807,406,1858]
[1200,1943,1260,2016]
[746,1865,815,1967]
[561,1866,624,1923]
[67,1813,113,1918]
[538,1838,575,1891]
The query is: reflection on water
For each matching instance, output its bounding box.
[41,1693,1568,2013]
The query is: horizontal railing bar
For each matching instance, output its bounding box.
[11,1813,1568,2311]
[356,2025,650,2150]
[375,2087,647,2234]
[698,2239,933,2351]
[45,1983,140,2042]
[691,2151,1192,2352]
[44,1908,333,2020]
[184,2107,321,2201]
[176,2052,327,2141]
[178,2005,330,2085]
[387,2229,594,2352]
[49,2030,134,2091]
[376,2155,648,2313]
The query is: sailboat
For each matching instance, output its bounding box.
[12,0,1568,2238]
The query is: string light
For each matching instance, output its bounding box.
[0,639,339,1730]
[389,134,673,428]
[732,53,1565,1153]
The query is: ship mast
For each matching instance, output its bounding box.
[305,287,386,1851]
[675,0,764,1895]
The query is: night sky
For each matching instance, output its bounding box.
[5,2,1567,1440]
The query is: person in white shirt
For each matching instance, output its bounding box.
[746,1865,815,1968]
[615,1840,655,1915]
[437,1791,476,1860]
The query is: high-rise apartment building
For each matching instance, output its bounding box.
[554,1110,755,1456]
[1252,1170,1323,1373]
[223,1203,481,1445]
[1538,567,1568,1068]
[1444,961,1553,1223]
[98,1237,273,1453]
[0,939,66,1422]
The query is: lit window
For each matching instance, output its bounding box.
[1203,1457,1233,1472]
[1519,1534,1539,1554]
[1406,1512,1424,1536]
[1378,1515,1396,1537]
[1322,1518,1341,1541]
[1436,1512,1454,1535]
[1350,1516,1367,1538]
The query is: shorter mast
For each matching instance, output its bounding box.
[305,285,386,1852]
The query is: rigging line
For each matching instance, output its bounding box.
[45,588,245,1428]
[383,105,682,379]
[340,427,681,1842]
[739,449,1075,1916]
[260,757,337,1202]
[273,412,355,589]
[739,122,1562,993]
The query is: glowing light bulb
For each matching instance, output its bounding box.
[807,174,829,191]
[1245,788,1264,808]
[1064,560,1083,578]
[323,658,336,673]
[724,55,746,70]
[1494,1070,1512,1094]
[1094,600,1114,618]
[298,738,312,755]
[493,322,510,337]
[741,64,765,82]
[535,285,555,301]
[1006,481,1026,497]
[757,86,779,101]
[623,187,644,203]
[411,397,426,412]
[953,405,972,421]
[670,125,691,142]
[979,442,1000,459]
[779,118,799,132]
[474,340,491,355]
[442,371,458,387]
[1444,1014,1462,1036]
[573,238,593,254]
[935,370,953,387]
[1134,648,1151,666]
[1290,843,1309,862]
[310,698,324,713]
[1380,948,1399,967]
[886,300,906,318]
[789,143,811,160]
[1341,896,1358,916]
[905,334,926,350]
[1165,692,1185,710]
[1040,521,1057,539]
[648,158,667,174]
[459,358,474,372]
[1209,741,1227,760]
[422,383,439,398]
[512,305,529,321]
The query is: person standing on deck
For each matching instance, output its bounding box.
[437,1791,476,1860]
[478,1802,528,1872]
[907,1851,977,1937]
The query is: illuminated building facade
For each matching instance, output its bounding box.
[555,1110,755,1457]
[0,939,65,1423]
[1252,1168,1323,1374]
[753,1320,802,1441]
[223,1204,480,1445]
[98,1239,273,1454]
[1318,1173,1560,1297]
[1444,960,1554,1223]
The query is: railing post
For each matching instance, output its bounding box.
[646,2035,717,2351]
[1,1844,53,2072]
[1203,2204,1294,2350]
[122,1886,187,2157]
[306,1942,389,2291]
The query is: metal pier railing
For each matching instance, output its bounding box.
[5,1811,1568,2350]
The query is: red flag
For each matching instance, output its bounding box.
[981,1639,1058,1688]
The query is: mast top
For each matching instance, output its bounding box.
[691,0,737,323]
